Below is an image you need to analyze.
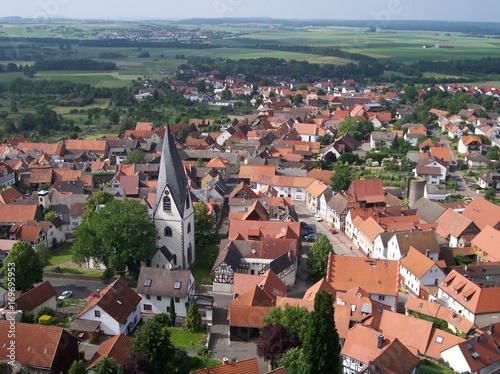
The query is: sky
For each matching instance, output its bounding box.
[0,0,497,23]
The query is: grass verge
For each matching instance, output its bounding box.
[46,266,104,277]
[48,245,73,266]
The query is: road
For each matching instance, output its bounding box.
[43,276,107,300]
[293,201,365,258]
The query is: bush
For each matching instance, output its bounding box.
[34,306,56,321]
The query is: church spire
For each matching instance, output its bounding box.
[155,124,188,218]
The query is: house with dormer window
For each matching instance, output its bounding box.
[74,279,141,336]
[136,267,195,318]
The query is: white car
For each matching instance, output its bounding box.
[58,291,72,300]
[314,214,322,222]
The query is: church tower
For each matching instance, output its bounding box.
[152,126,195,270]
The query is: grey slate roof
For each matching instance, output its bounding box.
[412,197,446,223]
[212,240,242,272]
[155,126,188,218]
[136,267,192,298]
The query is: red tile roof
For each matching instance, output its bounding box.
[77,279,141,324]
[471,226,500,261]
[86,334,133,369]
[462,197,500,230]
[0,204,40,224]
[326,254,399,298]
[15,281,57,312]
[190,358,260,374]
[347,179,385,204]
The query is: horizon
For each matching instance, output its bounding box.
[0,1,498,24]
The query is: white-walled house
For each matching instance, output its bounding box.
[136,267,195,318]
[75,279,141,336]
[400,247,445,298]
[386,231,440,261]
[437,270,500,328]
[250,174,315,202]
[15,281,57,314]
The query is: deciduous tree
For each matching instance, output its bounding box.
[257,323,300,369]
[81,191,114,221]
[193,202,215,250]
[72,199,158,278]
[68,360,86,374]
[263,304,311,342]
[93,356,120,374]
[330,162,352,192]
[123,149,145,165]
[1,241,43,290]
[122,354,153,374]
[306,235,334,280]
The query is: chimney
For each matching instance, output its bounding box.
[222,358,229,365]
[426,249,430,258]
[96,289,100,298]
[377,334,384,349]
[372,259,377,267]
[475,335,480,343]
[489,323,494,335]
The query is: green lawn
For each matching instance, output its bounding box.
[187,356,222,371]
[46,266,104,277]
[48,245,73,266]
[417,359,456,374]
[167,327,208,349]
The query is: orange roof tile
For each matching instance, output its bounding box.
[436,208,473,239]
[0,204,39,224]
[462,197,500,230]
[306,180,329,198]
[190,358,260,374]
[251,174,316,189]
[400,247,437,279]
[471,226,500,261]
[326,254,398,298]
[15,281,57,312]
[239,164,275,180]
[66,139,107,152]
[86,334,133,369]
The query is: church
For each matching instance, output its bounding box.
[151,126,195,270]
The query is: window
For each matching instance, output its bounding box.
[163,196,171,212]
[188,243,193,264]
[187,223,191,234]
[378,295,385,301]
[144,279,152,287]
[186,192,190,208]
[164,226,172,237]
[174,282,181,289]
[94,310,101,317]
[175,298,180,303]
[157,296,162,301]
[144,304,152,311]
[146,294,151,300]
[167,306,170,313]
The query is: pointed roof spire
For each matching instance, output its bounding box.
[155,125,188,218]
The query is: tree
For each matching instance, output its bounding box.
[330,162,352,192]
[35,243,51,266]
[220,89,232,100]
[317,133,334,146]
[44,211,56,221]
[193,202,215,250]
[123,149,145,165]
[278,347,308,374]
[122,354,153,374]
[169,297,176,326]
[184,297,202,333]
[486,145,500,161]
[72,199,158,278]
[302,291,340,374]
[1,241,43,290]
[263,304,311,343]
[257,323,300,369]
[68,360,87,374]
[131,317,189,374]
[307,235,334,280]
[338,116,360,140]
[94,356,121,374]
[81,191,114,221]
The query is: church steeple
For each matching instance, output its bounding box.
[155,125,188,218]
[152,124,195,270]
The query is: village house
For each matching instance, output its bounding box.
[250,174,315,201]
[471,226,500,262]
[73,279,141,336]
[437,270,500,327]
[340,324,419,374]
[462,197,500,230]
[15,281,57,314]
[370,131,395,149]
[458,135,484,155]
[305,180,330,216]
[326,254,399,310]
[478,169,500,190]
[436,208,479,248]
[0,321,80,373]
[400,247,446,298]
[136,267,196,319]
[86,333,133,372]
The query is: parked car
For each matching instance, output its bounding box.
[300,221,309,230]
[58,291,72,300]
[329,228,337,234]
[305,234,318,242]
[86,292,97,301]
[314,214,322,222]
[302,228,314,238]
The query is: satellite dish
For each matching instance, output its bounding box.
[166,263,172,270]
